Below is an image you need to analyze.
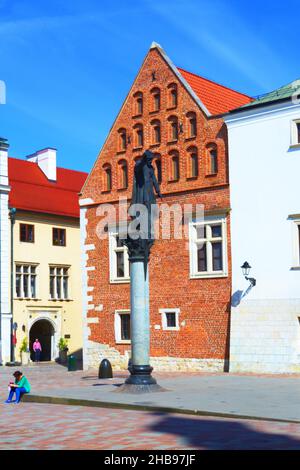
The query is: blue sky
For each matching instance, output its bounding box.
[0,0,299,173]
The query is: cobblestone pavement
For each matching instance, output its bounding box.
[1,401,300,450]
[1,365,300,449]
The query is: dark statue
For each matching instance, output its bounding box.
[124,150,162,262]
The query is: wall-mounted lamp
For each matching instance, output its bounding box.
[241,261,256,287]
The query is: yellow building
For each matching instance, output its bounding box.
[7,147,87,363]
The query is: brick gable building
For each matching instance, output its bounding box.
[80,43,251,371]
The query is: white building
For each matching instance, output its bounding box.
[224,81,300,373]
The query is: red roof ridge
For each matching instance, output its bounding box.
[177,66,252,100]
[8,156,88,176]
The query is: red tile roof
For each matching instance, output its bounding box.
[177,67,253,115]
[8,157,87,218]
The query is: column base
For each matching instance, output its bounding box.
[116,364,165,394]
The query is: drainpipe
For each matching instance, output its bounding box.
[9,207,16,363]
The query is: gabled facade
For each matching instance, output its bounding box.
[80,43,251,371]
[224,81,300,373]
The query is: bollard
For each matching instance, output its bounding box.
[67,355,77,372]
[98,358,113,379]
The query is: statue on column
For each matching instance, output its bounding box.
[124,150,162,262]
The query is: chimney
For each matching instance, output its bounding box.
[26,148,57,181]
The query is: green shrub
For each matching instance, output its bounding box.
[58,338,69,351]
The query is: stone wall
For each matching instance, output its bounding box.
[230,299,300,373]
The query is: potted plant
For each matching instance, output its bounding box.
[20,337,30,365]
[58,338,69,364]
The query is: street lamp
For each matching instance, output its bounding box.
[241,261,256,287]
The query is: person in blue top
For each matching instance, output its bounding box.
[5,371,31,404]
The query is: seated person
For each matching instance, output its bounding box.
[5,371,31,404]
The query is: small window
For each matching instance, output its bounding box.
[115,310,131,343]
[133,124,143,148]
[291,218,300,268]
[186,112,197,138]
[118,128,127,152]
[103,164,112,191]
[20,224,34,243]
[133,92,143,116]
[150,87,161,112]
[118,160,128,189]
[167,83,177,108]
[151,120,161,145]
[187,147,198,178]
[206,144,218,175]
[168,116,178,142]
[169,151,180,181]
[160,308,180,331]
[154,157,162,184]
[53,228,66,247]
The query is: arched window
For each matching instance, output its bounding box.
[169,150,180,181]
[118,159,128,189]
[150,87,161,112]
[187,146,198,178]
[103,164,112,192]
[151,119,161,145]
[133,123,143,148]
[206,143,218,175]
[186,112,197,138]
[153,154,162,184]
[168,115,178,142]
[118,128,127,152]
[133,91,143,116]
[167,83,178,108]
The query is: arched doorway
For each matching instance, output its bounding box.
[29,319,55,361]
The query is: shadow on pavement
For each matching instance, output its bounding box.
[148,413,300,450]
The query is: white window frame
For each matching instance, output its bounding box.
[160,308,180,331]
[189,215,228,278]
[15,263,38,299]
[49,265,71,300]
[109,230,130,283]
[114,309,131,344]
[291,217,300,269]
[290,119,300,147]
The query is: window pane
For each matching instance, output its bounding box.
[56,275,61,298]
[197,244,207,272]
[116,252,125,277]
[210,149,218,174]
[297,123,300,143]
[16,265,21,273]
[172,156,179,180]
[211,225,222,238]
[212,242,223,271]
[50,276,55,299]
[16,274,21,298]
[121,314,131,340]
[191,153,198,177]
[23,274,29,297]
[116,236,123,248]
[31,275,36,298]
[23,266,29,273]
[63,276,68,299]
[137,97,143,114]
[20,225,26,242]
[190,118,196,137]
[154,93,160,110]
[166,312,176,328]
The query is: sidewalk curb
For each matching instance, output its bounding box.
[23,394,300,424]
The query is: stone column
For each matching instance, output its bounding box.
[118,237,161,393]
